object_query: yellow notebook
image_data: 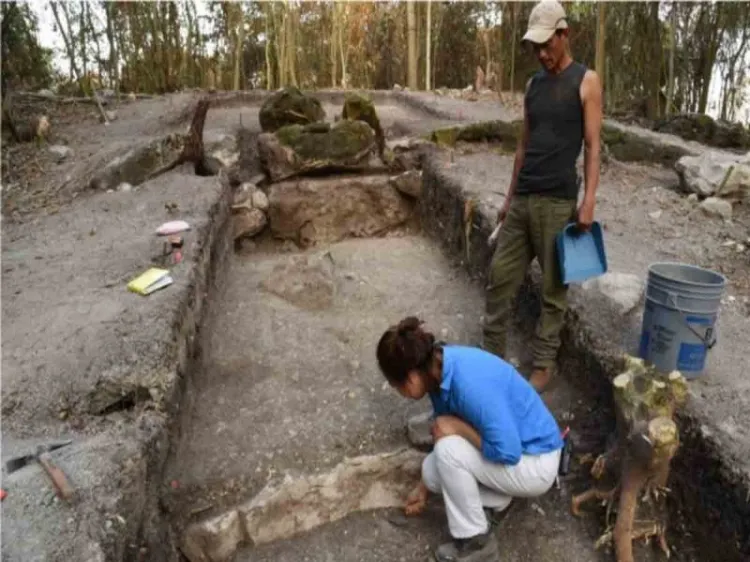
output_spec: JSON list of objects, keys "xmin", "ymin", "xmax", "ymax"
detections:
[{"xmin": 127, "ymin": 267, "xmax": 173, "ymax": 296}]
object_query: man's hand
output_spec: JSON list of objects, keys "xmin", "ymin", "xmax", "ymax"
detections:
[
  {"xmin": 496, "ymin": 200, "xmax": 511, "ymax": 225},
  {"xmin": 404, "ymin": 481, "xmax": 429, "ymax": 516},
  {"xmin": 576, "ymin": 198, "xmax": 596, "ymax": 232}
]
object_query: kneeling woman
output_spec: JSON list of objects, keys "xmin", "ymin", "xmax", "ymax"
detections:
[{"xmin": 376, "ymin": 317, "xmax": 563, "ymax": 562}]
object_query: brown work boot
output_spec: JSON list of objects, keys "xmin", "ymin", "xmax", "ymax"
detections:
[{"xmin": 529, "ymin": 366, "xmax": 554, "ymax": 393}]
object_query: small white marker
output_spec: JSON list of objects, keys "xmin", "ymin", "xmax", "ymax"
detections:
[{"xmin": 488, "ymin": 221, "xmax": 503, "ymax": 246}]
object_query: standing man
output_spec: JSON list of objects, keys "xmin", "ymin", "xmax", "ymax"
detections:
[{"xmin": 483, "ymin": 1, "xmax": 602, "ymax": 392}]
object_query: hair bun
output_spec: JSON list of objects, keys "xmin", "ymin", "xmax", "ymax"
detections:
[{"xmin": 397, "ymin": 316, "xmax": 422, "ymax": 337}]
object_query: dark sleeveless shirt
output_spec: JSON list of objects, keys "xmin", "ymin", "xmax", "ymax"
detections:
[{"xmin": 516, "ymin": 61, "xmax": 588, "ymax": 200}]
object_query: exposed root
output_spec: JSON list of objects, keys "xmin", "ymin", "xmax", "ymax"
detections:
[
  {"xmin": 571, "ymin": 486, "xmax": 618, "ymax": 517},
  {"xmin": 591, "ymin": 453, "xmax": 608, "ymax": 479},
  {"xmin": 575, "ymin": 356, "xmax": 687, "ymax": 562},
  {"xmin": 148, "ymin": 97, "xmax": 210, "ymax": 180},
  {"xmin": 595, "ymin": 520, "xmax": 669, "ymax": 555}
]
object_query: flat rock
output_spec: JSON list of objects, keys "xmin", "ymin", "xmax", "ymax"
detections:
[
  {"xmin": 700, "ymin": 196, "xmax": 733, "ymax": 220},
  {"xmin": 407, "ymin": 410, "xmax": 434, "ymax": 449},
  {"xmin": 89, "ymin": 135, "xmax": 183, "ymax": 191},
  {"xmin": 715, "ymin": 162, "xmax": 750, "ymax": 202},
  {"xmin": 267, "ymin": 175, "xmax": 413, "ymax": 246},
  {"xmin": 581, "ymin": 272, "xmax": 644, "ymax": 315},
  {"xmin": 233, "ymin": 207, "xmax": 267, "ymax": 240},
  {"xmin": 389, "ymin": 170, "xmax": 422, "ymax": 198},
  {"xmin": 206, "ymin": 132, "xmax": 239, "ymax": 169},
  {"xmin": 259, "ymin": 252, "xmax": 336, "ymax": 311},
  {"xmin": 251, "ymin": 189, "xmax": 269, "ymax": 211},
  {"xmin": 48, "ymin": 144, "xmax": 73, "ymax": 162},
  {"xmin": 675, "ymin": 151, "xmax": 747, "ymax": 197}
]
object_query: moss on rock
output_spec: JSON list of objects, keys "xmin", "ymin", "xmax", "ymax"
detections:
[
  {"xmin": 259, "ymin": 86, "xmax": 326, "ymax": 132},
  {"xmin": 259, "ymin": 120, "xmax": 380, "ymax": 181},
  {"xmin": 342, "ymin": 92, "xmax": 385, "ymax": 155},
  {"xmin": 428, "ymin": 120, "xmax": 522, "ymax": 151},
  {"xmin": 602, "ymin": 124, "xmax": 689, "ymax": 166},
  {"xmin": 276, "ymin": 120, "xmax": 375, "ymax": 163},
  {"xmin": 430, "ymin": 127, "xmax": 460, "ymax": 146}
]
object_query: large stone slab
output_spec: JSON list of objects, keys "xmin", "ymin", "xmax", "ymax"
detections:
[
  {"xmin": 180, "ymin": 449, "xmax": 423, "ymax": 562},
  {"xmin": 258, "ymin": 120, "xmax": 385, "ymax": 182},
  {"xmin": 88, "ymin": 134, "xmax": 183, "ymax": 190},
  {"xmin": 267, "ymin": 175, "xmax": 413, "ymax": 246}
]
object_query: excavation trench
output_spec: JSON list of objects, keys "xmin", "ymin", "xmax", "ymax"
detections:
[
  {"xmin": 32, "ymin": 93, "xmax": 740, "ymax": 562},
  {"xmin": 153, "ymin": 176, "xmax": 730, "ymax": 562},
  {"xmin": 129, "ymin": 97, "xmax": 747, "ymax": 562},
  {"xmin": 159, "ymin": 206, "xmax": 617, "ymax": 562}
]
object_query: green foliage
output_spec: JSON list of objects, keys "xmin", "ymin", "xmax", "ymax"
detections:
[{"xmin": 1, "ymin": 2, "xmax": 54, "ymax": 93}]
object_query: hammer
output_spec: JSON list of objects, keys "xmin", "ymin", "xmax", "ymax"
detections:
[{"xmin": 5, "ymin": 440, "xmax": 74, "ymax": 500}]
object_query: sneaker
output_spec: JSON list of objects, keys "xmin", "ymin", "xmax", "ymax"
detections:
[
  {"xmin": 434, "ymin": 531, "xmax": 499, "ymax": 562},
  {"xmin": 483, "ymin": 500, "xmax": 514, "ymax": 529},
  {"xmin": 529, "ymin": 366, "xmax": 555, "ymax": 393}
]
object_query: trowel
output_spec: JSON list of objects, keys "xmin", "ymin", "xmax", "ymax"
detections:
[{"xmin": 5, "ymin": 440, "xmax": 74, "ymax": 500}]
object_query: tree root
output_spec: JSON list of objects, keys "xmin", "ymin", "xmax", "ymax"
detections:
[
  {"xmin": 571, "ymin": 486, "xmax": 618, "ymax": 517},
  {"xmin": 575, "ymin": 356, "xmax": 687, "ymax": 562},
  {"xmin": 147, "ymin": 97, "xmax": 210, "ymax": 180},
  {"xmin": 596, "ymin": 520, "xmax": 670, "ymax": 556}
]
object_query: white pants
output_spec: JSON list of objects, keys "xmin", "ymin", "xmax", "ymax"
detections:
[{"xmin": 422, "ymin": 435, "xmax": 561, "ymax": 538}]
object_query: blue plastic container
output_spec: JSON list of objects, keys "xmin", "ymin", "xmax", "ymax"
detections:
[{"xmin": 556, "ymin": 221, "xmax": 608, "ymax": 284}]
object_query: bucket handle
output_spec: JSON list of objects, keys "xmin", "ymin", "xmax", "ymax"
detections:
[{"xmin": 666, "ymin": 291, "xmax": 718, "ymax": 350}]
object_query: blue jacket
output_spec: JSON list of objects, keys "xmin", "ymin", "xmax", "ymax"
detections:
[{"xmin": 429, "ymin": 345, "xmax": 563, "ymax": 465}]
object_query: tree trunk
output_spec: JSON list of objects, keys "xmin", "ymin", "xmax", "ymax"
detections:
[
  {"xmin": 264, "ymin": 3, "xmax": 273, "ymax": 89},
  {"xmin": 666, "ymin": 4, "xmax": 676, "ymax": 116},
  {"xmin": 79, "ymin": 1, "xmax": 87, "ymax": 87},
  {"xmin": 698, "ymin": 3, "xmax": 725, "ymax": 114},
  {"xmin": 407, "ymin": 1, "xmax": 418, "ymax": 90},
  {"xmin": 50, "ymin": 2, "xmax": 80, "ymax": 83},
  {"xmin": 104, "ymin": 2, "xmax": 118, "ymax": 93},
  {"xmin": 233, "ymin": 3, "xmax": 244, "ymax": 90},
  {"xmin": 148, "ymin": 98, "xmax": 210, "ymax": 179},
  {"xmin": 337, "ymin": 4, "xmax": 348, "ymax": 88},
  {"xmin": 510, "ymin": 3, "xmax": 518, "ymax": 92},
  {"xmin": 595, "ymin": 3, "xmax": 606, "ymax": 90},
  {"xmin": 483, "ymin": 30, "xmax": 491, "ymax": 85},
  {"xmin": 286, "ymin": 2, "xmax": 298, "ymax": 87},
  {"xmin": 425, "ymin": 0, "xmax": 432, "ymax": 91},
  {"xmin": 432, "ymin": 2, "xmax": 444, "ymax": 89},
  {"xmin": 330, "ymin": 3, "xmax": 338, "ymax": 87}
]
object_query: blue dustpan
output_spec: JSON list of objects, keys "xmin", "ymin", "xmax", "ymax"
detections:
[{"xmin": 556, "ymin": 221, "xmax": 608, "ymax": 284}]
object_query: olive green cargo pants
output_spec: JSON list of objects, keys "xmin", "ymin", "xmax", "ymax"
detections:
[{"xmin": 483, "ymin": 194, "xmax": 577, "ymax": 369}]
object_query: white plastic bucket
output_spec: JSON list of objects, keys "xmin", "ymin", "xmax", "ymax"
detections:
[{"xmin": 638, "ymin": 262, "xmax": 726, "ymax": 379}]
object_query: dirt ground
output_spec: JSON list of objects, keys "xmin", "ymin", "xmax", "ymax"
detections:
[
  {"xmin": 164, "ymin": 233, "xmax": 655, "ymax": 562},
  {"xmin": 2, "ymin": 89, "xmax": 747, "ymax": 562}
]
